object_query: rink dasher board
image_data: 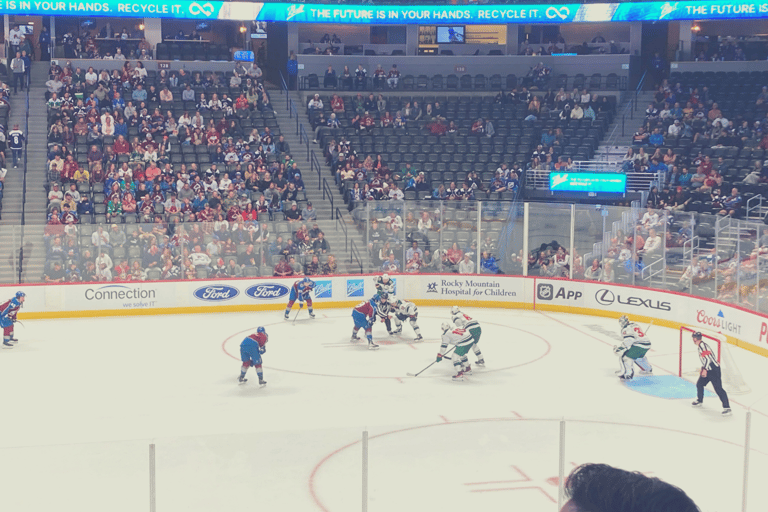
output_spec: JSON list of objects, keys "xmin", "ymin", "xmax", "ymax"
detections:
[{"xmin": 4, "ymin": 274, "xmax": 767, "ymax": 360}]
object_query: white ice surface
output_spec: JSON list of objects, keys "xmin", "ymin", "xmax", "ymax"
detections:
[{"xmin": 0, "ymin": 307, "xmax": 767, "ymax": 512}]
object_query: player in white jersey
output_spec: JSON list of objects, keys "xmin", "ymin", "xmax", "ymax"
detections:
[
  {"xmin": 450, "ymin": 306, "xmax": 484, "ymax": 366},
  {"xmin": 374, "ymin": 273, "xmax": 395, "ymax": 297},
  {"xmin": 614, "ymin": 315, "xmax": 652, "ymax": 380},
  {"xmin": 437, "ymin": 322, "xmax": 478, "ymax": 381},
  {"xmin": 390, "ymin": 299, "xmax": 423, "ymax": 341}
]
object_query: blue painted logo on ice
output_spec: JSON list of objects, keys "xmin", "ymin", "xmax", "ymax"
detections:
[
  {"xmin": 347, "ymin": 279, "xmax": 364, "ymax": 297},
  {"xmin": 246, "ymin": 283, "xmax": 290, "ymax": 300},
  {"xmin": 315, "ymin": 280, "xmax": 332, "ymax": 299},
  {"xmin": 194, "ymin": 285, "xmax": 239, "ymax": 301}
]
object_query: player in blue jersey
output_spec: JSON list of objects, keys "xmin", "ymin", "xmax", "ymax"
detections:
[
  {"xmin": 0, "ymin": 291, "xmax": 25, "ymax": 348},
  {"xmin": 239, "ymin": 327, "xmax": 268, "ymax": 385},
  {"xmin": 351, "ymin": 294, "xmax": 386, "ymax": 350},
  {"xmin": 284, "ymin": 277, "xmax": 316, "ymax": 320}
]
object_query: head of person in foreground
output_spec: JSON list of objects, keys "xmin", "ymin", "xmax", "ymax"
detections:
[{"xmin": 560, "ymin": 463, "xmax": 699, "ymax": 512}]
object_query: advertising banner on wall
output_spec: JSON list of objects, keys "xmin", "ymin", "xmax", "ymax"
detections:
[
  {"xmin": 9, "ymin": 274, "xmax": 768, "ymax": 357},
  {"xmin": 0, "ymin": 1, "xmax": 766, "ymax": 22}
]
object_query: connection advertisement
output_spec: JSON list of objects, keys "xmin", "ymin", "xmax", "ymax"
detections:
[
  {"xmin": 5, "ymin": 2, "xmax": 768, "ymax": 22},
  {"xmin": 549, "ymin": 172, "xmax": 626, "ymax": 194}
]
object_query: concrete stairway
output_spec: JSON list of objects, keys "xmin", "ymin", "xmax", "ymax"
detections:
[
  {"xmin": 594, "ymin": 91, "xmax": 657, "ymax": 163},
  {"xmin": 0, "ymin": 82, "xmax": 25, "ymax": 284},
  {"xmin": 21, "ymin": 64, "xmax": 51, "ymax": 282},
  {"xmin": 272, "ymin": 89, "xmax": 369, "ymax": 273}
]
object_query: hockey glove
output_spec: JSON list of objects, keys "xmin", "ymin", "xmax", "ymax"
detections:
[
  {"xmin": 612, "ymin": 345, "xmax": 625, "ymax": 354},
  {"xmin": 259, "ymin": 347, "xmax": 266, "ymax": 354},
  {"xmin": 436, "ymin": 353, "xmax": 443, "ymax": 363}
]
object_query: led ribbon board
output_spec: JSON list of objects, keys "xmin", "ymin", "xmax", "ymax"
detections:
[
  {"xmin": 549, "ymin": 172, "xmax": 627, "ymax": 194},
  {"xmin": 5, "ymin": 1, "xmax": 768, "ymax": 22}
]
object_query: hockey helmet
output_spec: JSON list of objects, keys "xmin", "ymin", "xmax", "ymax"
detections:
[
  {"xmin": 692, "ymin": 331, "xmax": 702, "ymax": 340},
  {"xmin": 15, "ymin": 291, "xmax": 25, "ymax": 299},
  {"xmin": 257, "ymin": 326, "xmax": 266, "ymax": 334},
  {"xmin": 441, "ymin": 322, "xmax": 451, "ymax": 332},
  {"xmin": 450, "ymin": 305, "xmax": 460, "ymax": 315},
  {"xmin": 379, "ymin": 292, "xmax": 389, "ymax": 302},
  {"xmin": 382, "ymin": 273, "xmax": 390, "ymax": 281},
  {"xmin": 394, "ymin": 299, "xmax": 403, "ymax": 308},
  {"xmin": 618, "ymin": 315, "xmax": 630, "ymax": 328}
]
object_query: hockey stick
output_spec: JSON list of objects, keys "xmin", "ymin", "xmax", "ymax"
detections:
[
  {"xmin": 292, "ymin": 304, "xmax": 302, "ymax": 324},
  {"xmin": 407, "ymin": 346, "xmax": 456, "ymax": 377}
]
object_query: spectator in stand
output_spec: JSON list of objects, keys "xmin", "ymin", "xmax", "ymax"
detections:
[
  {"xmin": 719, "ymin": 187, "xmax": 742, "ymax": 217},
  {"xmin": 387, "ymin": 64, "xmax": 400, "ymax": 89},
  {"xmin": 354, "ymin": 64, "xmax": 367, "ymax": 90},
  {"xmin": 273, "ymin": 256, "xmax": 294, "ymax": 276},
  {"xmin": 301, "ymin": 202, "xmax": 317, "ymax": 222},
  {"xmin": 381, "ymin": 253, "xmax": 400, "ymax": 272},
  {"xmin": 458, "ymin": 254, "xmax": 474, "ymax": 274},
  {"xmin": 323, "ymin": 65, "xmax": 337, "ymax": 88}
]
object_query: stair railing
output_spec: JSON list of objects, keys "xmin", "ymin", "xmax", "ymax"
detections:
[
  {"xmin": 311, "ymin": 150, "xmax": 322, "ymax": 190},
  {"xmin": 322, "ymin": 177, "xmax": 334, "ymax": 219},
  {"xmin": 335, "ymin": 207, "xmax": 348, "ymax": 251}
]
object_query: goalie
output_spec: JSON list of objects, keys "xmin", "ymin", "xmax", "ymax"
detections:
[{"xmin": 614, "ymin": 315, "xmax": 652, "ymax": 380}]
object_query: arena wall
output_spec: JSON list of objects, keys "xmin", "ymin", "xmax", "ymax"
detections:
[{"xmin": 7, "ymin": 274, "xmax": 768, "ymax": 358}]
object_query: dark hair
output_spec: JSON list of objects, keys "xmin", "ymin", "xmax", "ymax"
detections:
[{"xmin": 565, "ymin": 463, "xmax": 699, "ymax": 512}]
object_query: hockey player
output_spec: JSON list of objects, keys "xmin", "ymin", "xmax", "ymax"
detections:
[
  {"xmin": 351, "ymin": 296, "xmax": 382, "ymax": 350},
  {"xmin": 450, "ymin": 306, "xmax": 484, "ymax": 366},
  {"xmin": 614, "ymin": 315, "xmax": 652, "ymax": 380},
  {"xmin": 239, "ymin": 327, "xmax": 268, "ymax": 385},
  {"xmin": 437, "ymin": 322, "xmax": 478, "ymax": 381},
  {"xmin": 391, "ymin": 299, "xmax": 423, "ymax": 341},
  {"xmin": 374, "ymin": 273, "xmax": 395, "ymax": 297},
  {"xmin": 0, "ymin": 291, "xmax": 25, "ymax": 348},
  {"xmin": 284, "ymin": 277, "xmax": 316, "ymax": 320}
]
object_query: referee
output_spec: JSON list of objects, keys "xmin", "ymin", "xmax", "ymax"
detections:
[{"xmin": 691, "ymin": 332, "xmax": 731, "ymax": 416}]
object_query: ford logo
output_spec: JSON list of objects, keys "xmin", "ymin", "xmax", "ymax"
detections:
[
  {"xmin": 246, "ymin": 283, "xmax": 290, "ymax": 300},
  {"xmin": 194, "ymin": 285, "xmax": 239, "ymax": 301}
]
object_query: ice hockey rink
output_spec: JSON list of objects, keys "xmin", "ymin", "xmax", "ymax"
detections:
[{"xmin": 0, "ymin": 306, "xmax": 767, "ymax": 512}]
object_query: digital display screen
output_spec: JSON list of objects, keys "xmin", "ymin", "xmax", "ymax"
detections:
[
  {"xmin": 436, "ymin": 26, "xmax": 464, "ymax": 43},
  {"xmin": 549, "ymin": 172, "xmax": 627, "ymax": 194},
  {"xmin": 0, "ymin": 2, "xmax": 767, "ymax": 23}
]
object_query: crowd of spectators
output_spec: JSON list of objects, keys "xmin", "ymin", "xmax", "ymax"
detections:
[
  {"xmin": 309, "ymin": 88, "xmax": 611, "ymax": 205},
  {"xmin": 363, "ymin": 206, "xmax": 511, "ymax": 276},
  {"xmin": 626, "ymin": 78, "xmax": 753, "ymax": 217},
  {"xmin": 41, "ymin": 60, "xmax": 337, "ymax": 282}
]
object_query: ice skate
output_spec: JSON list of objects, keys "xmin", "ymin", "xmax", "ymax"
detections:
[
  {"xmin": 462, "ymin": 365, "xmax": 472, "ymax": 375},
  {"xmin": 722, "ymin": 408, "xmax": 732, "ymax": 416},
  {"xmin": 309, "ymin": 312, "xmax": 315, "ymax": 319},
  {"xmin": 284, "ymin": 313, "xmax": 289, "ymax": 320},
  {"xmin": 619, "ymin": 374, "xmax": 633, "ymax": 380},
  {"xmin": 413, "ymin": 335, "xmax": 423, "ymax": 342},
  {"xmin": 2, "ymin": 341, "xmax": 13, "ymax": 349},
  {"xmin": 451, "ymin": 371, "xmax": 464, "ymax": 382},
  {"xmin": 475, "ymin": 358, "xmax": 485, "ymax": 367},
  {"xmin": 238, "ymin": 376, "xmax": 247, "ymax": 384},
  {"xmin": 692, "ymin": 400, "xmax": 703, "ymax": 407},
  {"xmin": 639, "ymin": 369, "xmax": 653, "ymax": 375},
  {"xmin": 351, "ymin": 334, "xmax": 360, "ymax": 343},
  {"xmin": 259, "ymin": 379, "xmax": 267, "ymax": 387},
  {"xmin": 368, "ymin": 341, "xmax": 379, "ymax": 350},
  {"xmin": 394, "ymin": 327, "xmax": 402, "ymax": 334}
]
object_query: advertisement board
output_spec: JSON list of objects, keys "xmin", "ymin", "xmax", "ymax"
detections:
[
  {"xmin": 8, "ymin": 273, "xmax": 768, "ymax": 359},
  {"xmin": 0, "ymin": 2, "xmax": 767, "ymax": 23}
]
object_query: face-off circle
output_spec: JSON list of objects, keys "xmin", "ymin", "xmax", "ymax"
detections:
[{"xmin": 221, "ymin": 310, "xmax": 551, "ymax": 380}]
